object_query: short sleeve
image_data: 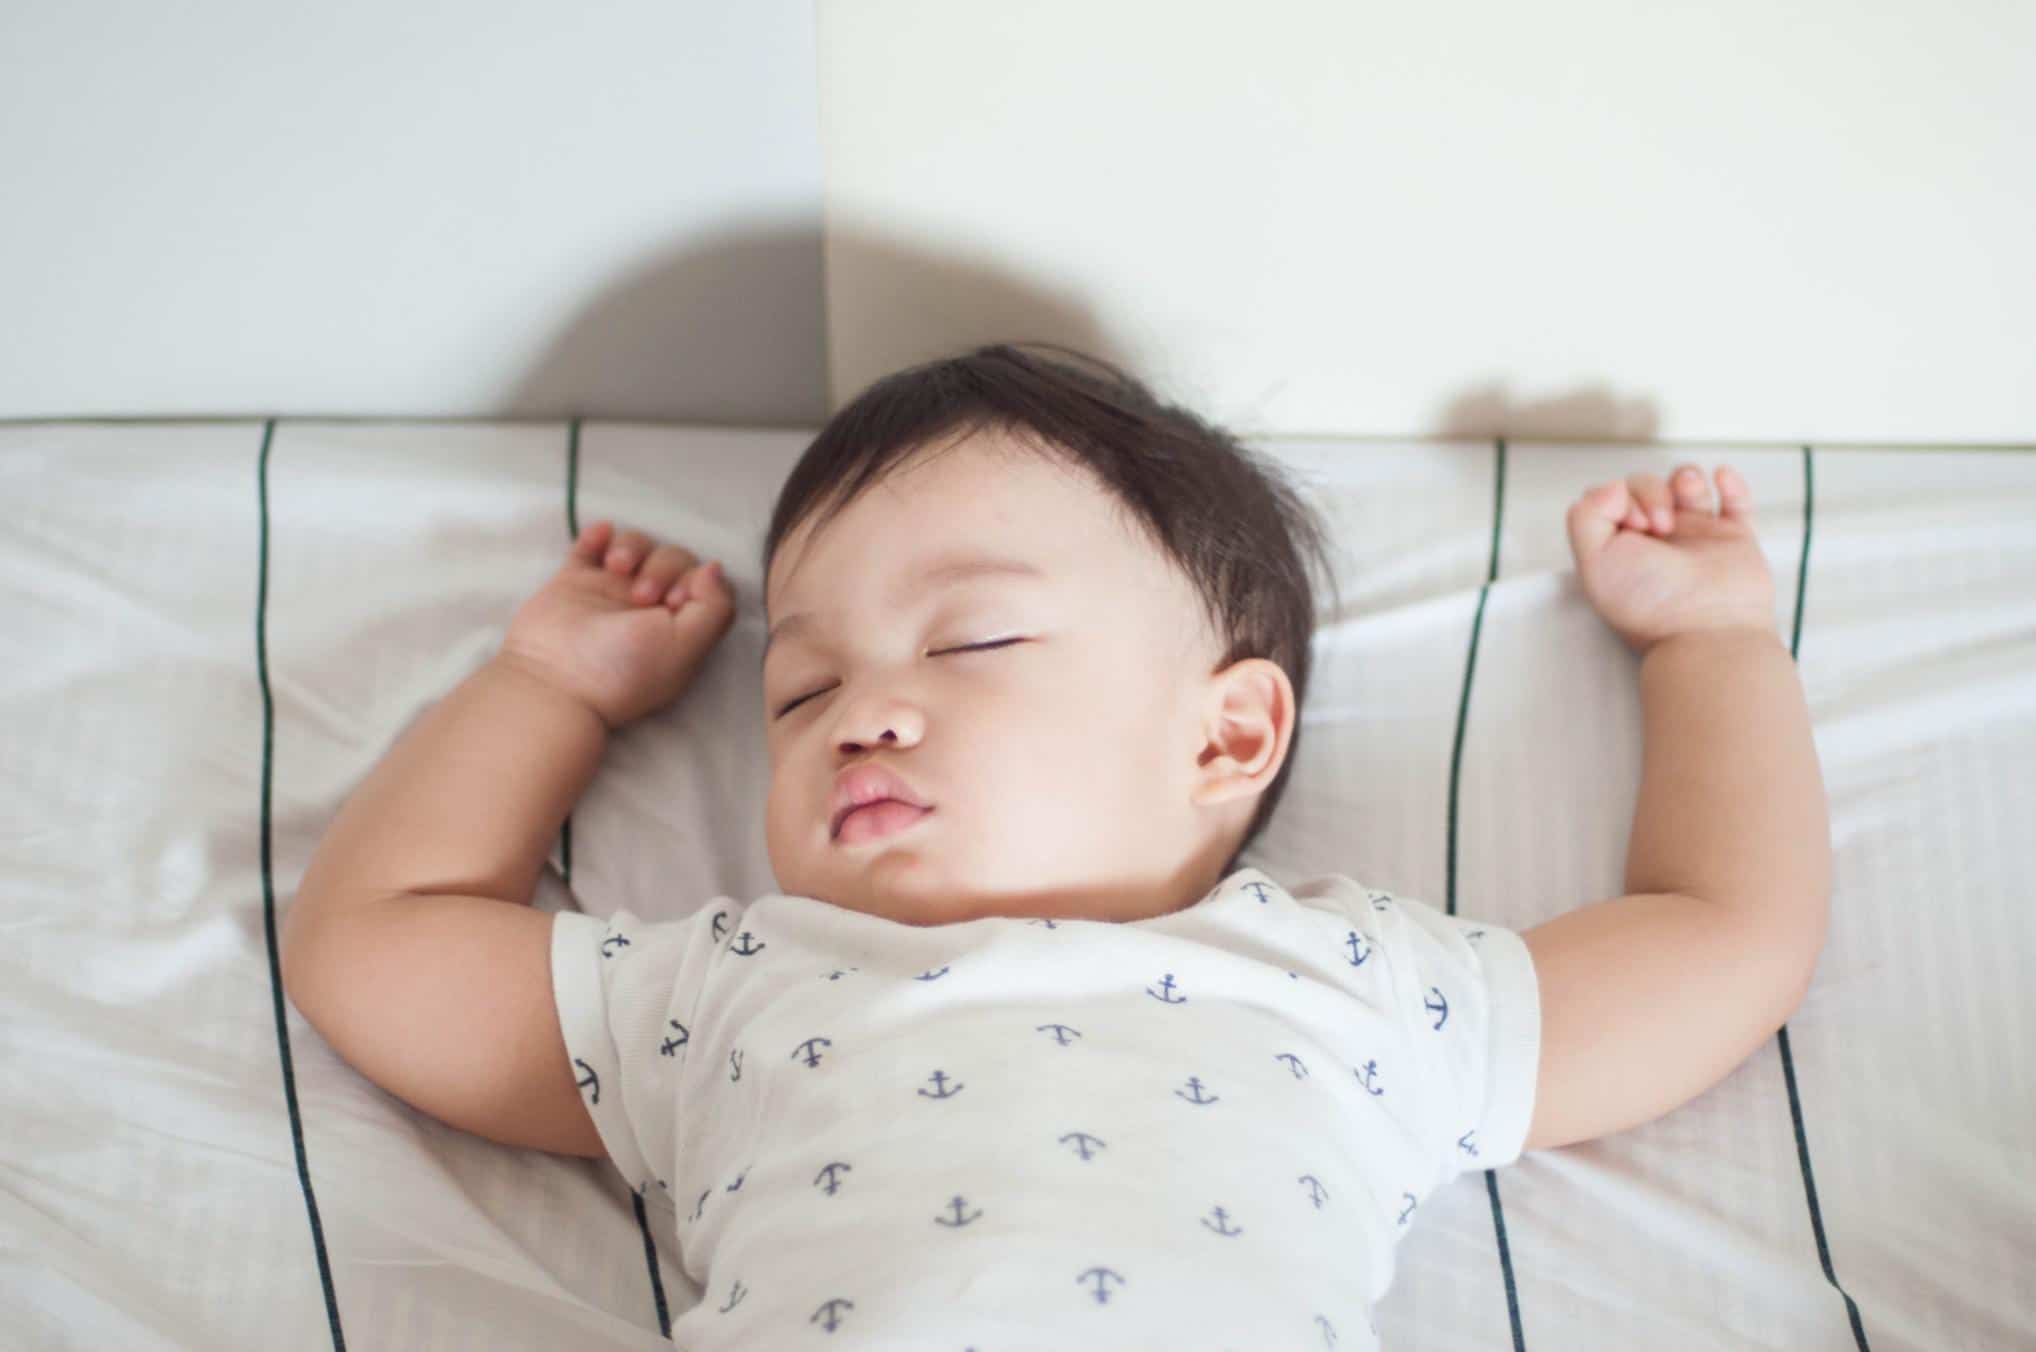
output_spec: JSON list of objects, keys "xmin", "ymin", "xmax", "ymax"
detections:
[
  {"xmin": 1373, "ymin": 895, "xmax": 1543, "ymax": 1180},
  {"xmin": 550, "ymin": 904, "xmax": 720, "ymax": 1198}
]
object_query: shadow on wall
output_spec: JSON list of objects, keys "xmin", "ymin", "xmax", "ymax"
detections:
[
  {"xmin": 498, "ymin": 219, "xmax": 833, "ymax": 427},
  {"xmin": 501, "ymin": 214, "xmax": 1663, "ymax": 445},
  {"xmin": 1433, "ymin": 381, "xmax": 1662, "ymax": 444},
  {"xmin": 499, "ymin": 219, "xmax": 1120, "ymax": 427}
]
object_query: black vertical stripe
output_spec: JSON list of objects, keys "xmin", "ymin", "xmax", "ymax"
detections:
[
  {"xmin": 1447, "ymin": 446, "xmax": 1867, "ymax": 1348},
  {"xmin": 1774, "ymin": 449, "xmax": 1871, "ymax": 1348},
  {"xmin": 559, "ymin": 417, "xmax": 674, "ymax": 1339},
  {"xmin": 561, "ymin": 424, "xmax": 577, "ymax": 887},
  {"xmin": 1446, "ymin": 440, "xmax": 1527, "ymax": 1349},
  {"xmin": 257, "ymin": 419, "xmax": 349, "ymax": 1349},
  {"xmin": 632, "ymin": 1190, "xmax": 672, "ymax": 1335}
]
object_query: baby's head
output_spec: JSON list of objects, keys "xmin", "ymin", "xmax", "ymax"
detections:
[{"xmin": 758, "ymin": 342, "xmax": 1339, "ymax": 927}]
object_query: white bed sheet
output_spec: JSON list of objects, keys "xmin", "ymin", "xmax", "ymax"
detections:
[{"xmin": 4, "ymin": 423, "xmax": 2031, "ymax": 1350}]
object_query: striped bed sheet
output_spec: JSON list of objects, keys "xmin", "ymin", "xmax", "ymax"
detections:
[{"xmin": 4, "ymin": 422, "xmax": 2031, "ymax": 1350}]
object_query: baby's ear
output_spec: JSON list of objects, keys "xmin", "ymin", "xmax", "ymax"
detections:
[{"xmin": 1192, "ymin": 659, "xmax": 1292, "ymax": 808}]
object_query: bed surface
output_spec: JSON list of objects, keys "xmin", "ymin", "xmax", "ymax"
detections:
[{"xmin": 6, "ymin": 422, "xmax": 2032, "ymax": 1349}]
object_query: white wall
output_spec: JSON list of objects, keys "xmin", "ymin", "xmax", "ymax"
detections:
[
  {"xmin": 6, "ymin": 1, "xmax": 2031, "ymax": 444},
  {"xmin": 819, "ymin": 0, "xmax": 2036, "ymax": 445},
  {"xmin": 0, "ymin": 1, "xmax": 827, "ymax": 424}
]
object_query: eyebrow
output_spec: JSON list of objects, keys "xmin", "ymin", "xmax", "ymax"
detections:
[{"xmin": 762, "ymin": 555, "xmax": 1047, "ymax": 672}]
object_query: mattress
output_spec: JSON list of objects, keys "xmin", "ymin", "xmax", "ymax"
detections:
[{"xmin": 5, "ymin": 421, "xmax": 2032, "ymax": 1350}]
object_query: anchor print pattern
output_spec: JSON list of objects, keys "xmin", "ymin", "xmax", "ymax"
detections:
[
  {"xmin": 558, "ymin": 870, "xmax": 1528, "ymax": 1345},
  {"xmin": 1345, "ymin": 931, "xmax": 1372, "ymax": 967}
]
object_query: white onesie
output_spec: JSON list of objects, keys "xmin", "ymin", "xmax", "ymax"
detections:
[{"xmin": 550, "ymin": 865, "xmax": 1541, "ymax": 1351}]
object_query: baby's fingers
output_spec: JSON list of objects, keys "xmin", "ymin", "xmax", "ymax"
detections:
[
  {"xmin": 667, "ymin": 559, "xmax": 731, "ymax": 612},
  {"xmin": 1627, "ymin": 472, "xmax": 1676, "ymax": 532},
  {"xmin": 1714, "ymin": 464, "xmax": 1754, "ymax": 520},
  {"xmin": 1567, "ymin": 479, "xmax": 1644, "ymax": 562},
  {"xmin": 601, "ymin": 527, "xmax": 658, "ymax": 576},
  {"xmin": 571, "ymin": 520, "xmax": 615, "ymax": 564},
  {"xmin": 633, "ymin": 543, "xmax": 701, "ymax": 602}
]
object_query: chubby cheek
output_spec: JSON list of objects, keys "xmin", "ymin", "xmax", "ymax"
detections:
[
  {"xmin": 958, "ymin": 702, "xmax": 1139, "ymax": 861},
  {"xmin": 787, "ymin": 767, "xmax": 827, "ymax": 829},
  {"xmin": 761, "ymin": 774, "xmax": 818, "ymax": 878}
]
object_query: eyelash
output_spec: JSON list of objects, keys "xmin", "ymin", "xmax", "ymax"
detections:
[{"xmin": 772, "ymin": 638, "xmax": 1025, "ymax": 719}]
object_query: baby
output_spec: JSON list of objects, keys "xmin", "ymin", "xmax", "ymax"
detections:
[{"xmin": 282, "ymin": 343, "xmax": 1831, "ymax": 1349}]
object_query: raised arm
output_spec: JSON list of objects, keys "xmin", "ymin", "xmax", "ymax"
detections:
[
  {"xmin": 1519, "ymin": 626, "xmax": 1831, "ymax": 1151},
  {"xmin": 280, "ymin": 521, "xmax": 736, "ymax": 1158},
  {"xmin": 280, "ymin": 652, "xmax": 613, "ymax": 1156},
  {"xmin": 1519, "ymin": 465, "xmax": 1832, "ymax": 1152}
]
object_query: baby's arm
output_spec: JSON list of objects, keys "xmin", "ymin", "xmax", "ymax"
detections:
[
  {"xmin": 280, "ymin": 651, "xmax": 610, "ymax": 1158},
  {"xmin": 1518, "ymin": 626, "xmax": 1832, "ymax": 1151}
]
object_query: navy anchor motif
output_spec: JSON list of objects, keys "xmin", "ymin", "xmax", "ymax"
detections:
[
  {"xmin": 918, "ymin": 1069, "xmax": 964, "ymax": 1099},
  {"xmin": 1059, "ymin": 1131, "xmax": 1107, "ymax": 1161},
  {"xmin": 710, "ymin": 909, "xmax": 729, "ymax": 943},
  {"xmin": 1077, "ymin": 1268, "xmax": 1126, "ymax": 1304},
  {"xmin": 716, "ymin": 1278, "xmax": 747, "ymax": 1314},
  {"xmin": 1316, "ymin": 1313, "xmax": 1337, "ymax": 1346},
  {"xmin": 728, "ymin": 1048, "xmax": 743, "ymax": 1082},
  {"xmin": 1200, "ymin": 1204, "xmax": 1243, "ymax": 1236},
  {"xmin": 691, "ymin": 1189, "xmax": 709, "ymax": 1222},
  {"xmin": 1457, "ymin": 1130, "xmax": 1480, "ymax": 1158},
  {"xmin": 810, "ymin": 1298, "xmax": 853, "ymax": 1333},
  {"xmin": 580, "ymin": 872, "xmax": 1500, "ymax": 1334}
]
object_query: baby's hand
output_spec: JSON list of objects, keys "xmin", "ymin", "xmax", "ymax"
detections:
[
  {"xmin": 1565, "ymin": 463, "xmax": 1777, "ymax": 658},
  {"xmin": 497, "ymin": 521, "xmax": 737, "ymax": 731}
]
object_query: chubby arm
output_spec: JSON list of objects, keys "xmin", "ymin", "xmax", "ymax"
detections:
[
  {"xmin": 1520, "ymin": 628, "xmax": 1832, "ymax": 1152},
  {"xmin": 280, "ymin": 651, "xmax": 610, "ymax": 1158}
]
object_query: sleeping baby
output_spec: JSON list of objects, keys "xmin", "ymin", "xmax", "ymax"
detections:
[{"xmin": 282, "ymin": 342, "xmax": 1832, "ymax": 1349}]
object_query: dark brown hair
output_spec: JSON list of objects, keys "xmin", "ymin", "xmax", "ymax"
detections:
[{"xmin": 759, "ymin": 340, "xmax": 1341, "ymax": 874}]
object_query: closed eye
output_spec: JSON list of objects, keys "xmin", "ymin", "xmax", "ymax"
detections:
[{"xmin": 771, "ymin": 638, "xmax": 1026, "ymax": 719}]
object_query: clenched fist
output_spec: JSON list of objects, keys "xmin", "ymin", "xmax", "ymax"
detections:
[
  {"xmin": 496, "ymin": 520, "xmax": 738, "ymax": 732},
  {"xmin": 1566, "ymin": 463, "xmax": 1778, "ymax": 659}
]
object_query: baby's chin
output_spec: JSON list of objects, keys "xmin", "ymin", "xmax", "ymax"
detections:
[{"xmin": 819, "ymin": 867, "xmax": 1130, "ymax": 928}]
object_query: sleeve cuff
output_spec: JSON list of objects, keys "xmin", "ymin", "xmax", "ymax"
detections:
[
  {"xmin": 549, "ymin": 908, "xmax": 653, "ymax": 1188},
  {"xmin": 1474, "ymin": 923, "xmax": 1543, "ymax": 1169}
]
